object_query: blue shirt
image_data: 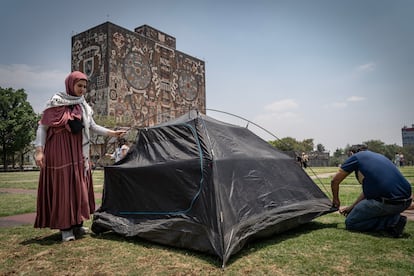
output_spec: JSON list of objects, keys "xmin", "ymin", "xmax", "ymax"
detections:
[{"xmin": 341, "ymin": 150, "xmax": 411, "ymax": 200}]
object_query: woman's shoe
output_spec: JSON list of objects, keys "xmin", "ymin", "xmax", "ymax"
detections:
[
  {"xmin": 73, "ymin": 226, "xmax": 89, "ymax": 237},
  {"xmin": 61, "ymin": 229, "xmax": 75, "ymax": 242}
]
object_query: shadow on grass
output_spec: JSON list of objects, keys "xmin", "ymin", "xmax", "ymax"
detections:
[
  {"xmin": 20, "ymin": 231, "xmax": 92, "ymax": 246},
  {"xmin": 90, "ymin": 220, "xmax": 338, "ymax": 267},
  {"xmin": 20, "ymin": 232, "xmax": 61, "ymax": 246},
  {"xmin": 225, "ymin": 221, "xmax": 339, "ymax": 266},
  {"xmin": 91, "ymin": 231, "xmax": 223, "ymax": 267}
]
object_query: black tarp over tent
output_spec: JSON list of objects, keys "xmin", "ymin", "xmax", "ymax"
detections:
[{"xmin": 92, "ymin": 111, "xmax": 335, "ymax": 266}]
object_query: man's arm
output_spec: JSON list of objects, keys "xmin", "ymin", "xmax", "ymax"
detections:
[{"xmin": 331, "ymin": 169, "xmax": 350, "ymax": 208}]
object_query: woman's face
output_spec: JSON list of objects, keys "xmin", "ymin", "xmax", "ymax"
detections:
[{"xmin": 73, "ymin": 79, "xmax": 87, "ymax": 96}]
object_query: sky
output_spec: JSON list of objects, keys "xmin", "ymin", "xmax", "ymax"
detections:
[{"xmin": 1, "ymin": 0, "xmax": 413, "ymax": 153}]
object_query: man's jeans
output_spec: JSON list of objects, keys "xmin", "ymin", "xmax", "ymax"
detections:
[{"xmin": 345, "ymin": 199, "xmax": 411, "ymax": 232}]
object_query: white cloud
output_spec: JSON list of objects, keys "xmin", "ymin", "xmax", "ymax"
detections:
[
  {"xmin": 0, "ymin": 64, "xmax": 65, "ymax": 90},
  {"xmin": 247, "ymin": 99, "xmax": 307, "ymax": 140},
  {"xmin": 264, "ymin": 99, "xmax": 299, "ymax": 112},
  {"xmin": 255, "ymin": 110, "xmax": 301, "ymax": 121},
  {"xmin": 355, "ymin": 62, "xmax": 376, "ymax": 73},
  {"xmin": 325, "ymin": 95, "xmax": 366, "ymax": 109},
  {"xmin": 254, "ymin": 99, "xmax": 302, "ymax": 126},
  {"xmin": 0, "ymin": 64, "xmax": 67, "ymax": 112},
  {"xmin": 332, "ymin": 102, "xmax": 348, "ymax": 108},
  {"xmin": 346, "ymin": 96, "xmax": 365, "ymax": 102}
]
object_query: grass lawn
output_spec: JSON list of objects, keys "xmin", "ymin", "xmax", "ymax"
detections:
[{"xmin": 0, "ymin": 167, "xmax": 413, "ymax": 275}]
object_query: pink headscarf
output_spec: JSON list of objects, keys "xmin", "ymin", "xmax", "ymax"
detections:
[
  {"xmin": 40, "ymin": 71, "xmax": 87, "ymax": 126},
  {"xmin": 65, "ymin": 71, "xmax": 88, "ymax": 96}
]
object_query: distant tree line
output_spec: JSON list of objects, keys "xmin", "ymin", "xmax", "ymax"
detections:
[
  {"xmin": 269, "ymin": 136, "xmax": 414, "ymax": 167},
  {"xmin": 330, "ymin": 141, "xmax": 414, "ymax": 167},
  {"xmin": 1, "ymin": 86, "xmax": 413, "ymax": 170}
]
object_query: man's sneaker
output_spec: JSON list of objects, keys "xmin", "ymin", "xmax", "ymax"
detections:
[
  {"xmin": 388, "ymin": 216, "xmax": 407, "ymax": 238},
  {"xmin": 73, "ymin": 226, "xmax": 89, "ymax": 237},
  {"xmin": 61, "ymin": 229, "xmax": 75, "ymax": 242}
]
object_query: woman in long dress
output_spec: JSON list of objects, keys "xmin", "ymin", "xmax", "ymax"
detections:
[{"xmin": 34, "ymin": 71, "xmax": 125, "ymax": 241}]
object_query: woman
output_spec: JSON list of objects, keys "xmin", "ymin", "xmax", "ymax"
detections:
[{"xmin": 34, "ymin": 71, "xmax": 125, "ymax": 241}]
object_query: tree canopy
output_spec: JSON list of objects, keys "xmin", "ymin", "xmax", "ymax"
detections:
[
  {"xmin": 269, "ymin": 137, "xmax": 314, "ymax": 153},
  {"xmin": 0, "ymin": 87, "xmax": 39, "ymax": 170}
]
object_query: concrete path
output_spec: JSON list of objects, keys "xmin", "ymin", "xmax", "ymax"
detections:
[
  {"xmin": 0, "ymin": 188, "xmax": 102, "ymax": 227},
  {"xmin": 0, "ymin": 213, "xmax": 36, "ymax": 227}
]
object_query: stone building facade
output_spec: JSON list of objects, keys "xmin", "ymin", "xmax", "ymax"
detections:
[
  {"xmin": 71, "ymin": 22, "xmax": 206, "ymax": 128},
  {"xmin": 402, "ymin": 125, "xmax": 414, "ymax": 147}
]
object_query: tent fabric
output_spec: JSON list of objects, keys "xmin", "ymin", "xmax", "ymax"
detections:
[{"xmin": 92, "ymin": 110, "xmax": 335, "ymax": 266}]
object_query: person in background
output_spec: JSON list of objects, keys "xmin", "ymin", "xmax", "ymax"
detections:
[
  {"xmin": 331, "ymin": 144, "xmax": 412, "ymax": 238},
  {"xmin": 399, "ymin": 152, "xmax": 405, "ymax": 167},
  {"xmin": 107, "ymin": 138, "xmax": 130, "ymax": 163},
  {"xmin": 120, "ymin": 141, "xmax": 130, "ymax": 161},
  {"xmin": 394, "ymin": 152, "xmax": 400, "ymax": 167},
  {"xmin": 34, "ymin": 71, "xmax": 126, "ymax": 242},
  {"xmin": 301, "ymin": 152, "xmax": 309, "ymax": 168},
  {"xmin": 296, "ymin": 155, "xmax": 303, "ymax": 167}
]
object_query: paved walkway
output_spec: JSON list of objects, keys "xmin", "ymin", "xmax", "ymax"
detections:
[
  {"xmin": 1, "ymin": 187, "xmax": 413, "ymax": 227},
  {"xmin": 0, "ymin": 212, "xmax": 37, "ymax": 227},
  {"xmin": 0, "ymin": 188, "xmax": 102, "ymax": 227}
]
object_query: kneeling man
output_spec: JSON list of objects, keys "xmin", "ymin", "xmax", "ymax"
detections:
[{"xmin": 331, "ymin": 144, "xmax": 412, "ymax": 238}]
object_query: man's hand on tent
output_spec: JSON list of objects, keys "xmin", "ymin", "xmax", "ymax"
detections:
[
  {"xmin": 339, "ymin": 206, "xmax": 352, "ymax": 217},
  {"xmin": 338, "ymin": 192, "xmax": 363, "ymax": 217},
  {"xmin": 331, "ymin": 196, "xmax": 341, "ymax": 209}
]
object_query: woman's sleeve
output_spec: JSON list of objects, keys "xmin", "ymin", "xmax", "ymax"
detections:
[
  {"xmin": 89, "ymin": 117, "xmax": 111, "ymax": 136},
  {"xmin": 35, "ymin": 124, "xmax": 49, "ymax": 147}
]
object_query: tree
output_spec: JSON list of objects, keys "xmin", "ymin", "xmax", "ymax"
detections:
[
  {"xmin": 301, "ymin": 139, "xmax": 314, "ymax": 152},
  {"xmin": 329, "ymin": 148, "xmax": 347, "ymax": 166},
  {"xmin": 316, "ymin": 143, "xmax": 326, "ymax": 152},
  {"xmin": 342, "ymin": 140, "xmax": 410, "ymax": 164},
  {"xmin": 269, "ymin": 137, "xmax": 298, "ymax": 152},
  {"xmin": 269, "ymin": 137, "xmax": 314, "ymax": 153},
  {"xmin": 363, "ymin": 140, "xmax": 386, "ymax": 156},
  {"xmin": 0, "ymin": 87, "xmax": 38, "ymax": 171},
  {"xmin": 362, "ymin": 140, "xmax": 404, "ymax": 161},
  {"xmin": 401, "ymin": 145, "xmax": 414, "ymax": 166}
]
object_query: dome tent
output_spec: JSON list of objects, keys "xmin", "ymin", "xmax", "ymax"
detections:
[{"xmin": 92, "ymin": 110, "xmax": 335, "ymax": 266}]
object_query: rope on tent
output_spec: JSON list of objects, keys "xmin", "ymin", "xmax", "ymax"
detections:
[{"xmin": 304, "ymin": 165, "xmax": 332, "ymax": 199}]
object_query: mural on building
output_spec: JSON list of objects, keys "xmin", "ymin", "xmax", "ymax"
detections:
[{"xmin": 71, "ymin": 22, "xmax": 206, "ymax": 129}]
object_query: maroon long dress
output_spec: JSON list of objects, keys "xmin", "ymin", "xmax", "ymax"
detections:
[{"xmin": 34, "ymin": 106, "xmax": 95, "ymax": 230}]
